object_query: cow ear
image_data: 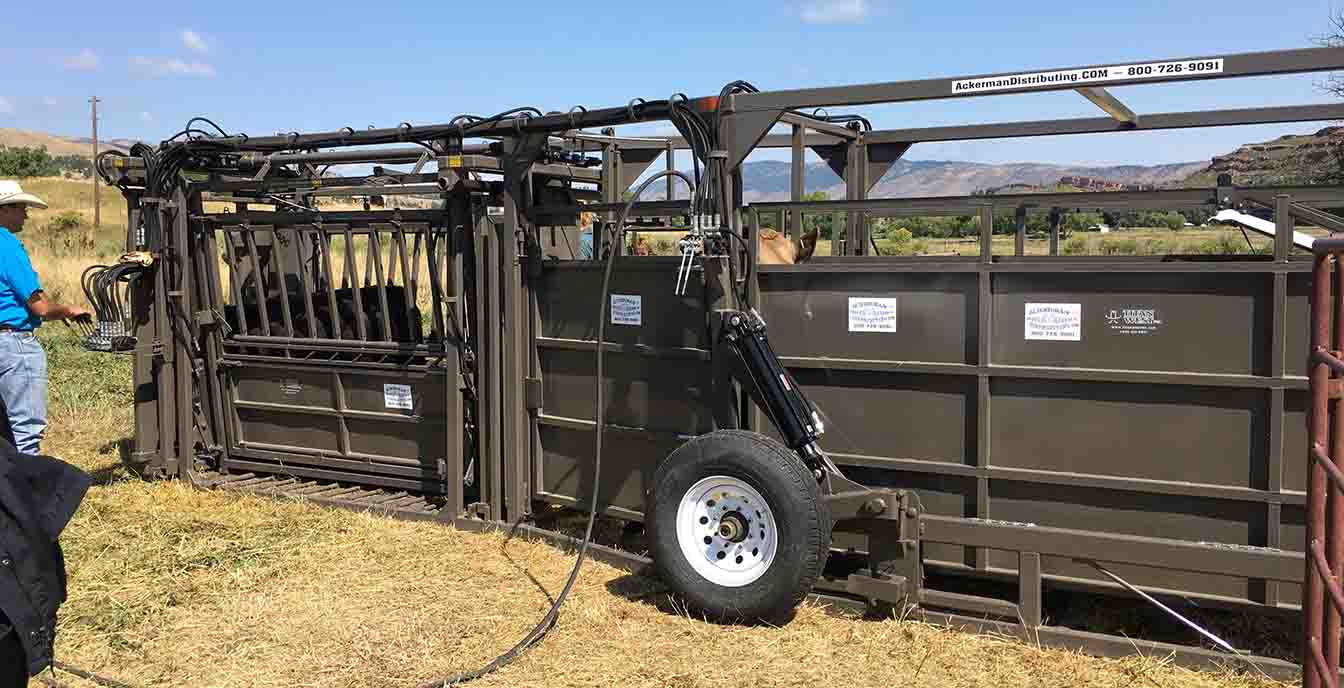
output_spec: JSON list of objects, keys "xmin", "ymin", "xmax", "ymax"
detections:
[{"xmin": 796, "ymin": 231, "xmax": 818, "ymax": 262}]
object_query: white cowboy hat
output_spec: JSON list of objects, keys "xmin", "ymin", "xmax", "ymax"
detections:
[{"xmin": 0, "ymin": 181, "xmax": 48, "ymax": 209}]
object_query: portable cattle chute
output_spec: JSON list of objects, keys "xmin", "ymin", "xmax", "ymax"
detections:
[{"xmin": 91, "ymin": 46, "xmax": 1344, "ymax": 683}]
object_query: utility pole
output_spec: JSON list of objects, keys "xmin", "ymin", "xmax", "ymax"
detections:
[{"xmin": 90, "ymin": 95, "xmax": 100, "ymax": 234}]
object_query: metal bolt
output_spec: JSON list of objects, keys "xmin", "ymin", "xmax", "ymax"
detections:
[
  {"xmin": 905, "ymin": 507, "xmax": 918, "ymax": 518},
  {"xmin": 0, "ymin": 558, "xmax": 9, "ymax": 567}
]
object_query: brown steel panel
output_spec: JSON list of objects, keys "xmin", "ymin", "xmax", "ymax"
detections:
[
  {"xmin": 538, "ymin": 348, "xmax": 713, "ymax": 435},
  {"xmin": 988, "ymin": 480, "xmax": 1270, "ymax": 600},
  {"xmin": 345, "ymin": 417, "xmax": 448, "ymax": 469},
  {"xmin": 758, "ymin": 270, "xmax": 977, "ymax": 364},
  {"xmin": 537, "ymin": 262, "xmax": 707, "ymax": 351},
  {"xmin": 341, "ymin": 371, "xmax": 447, "ymax": 418},
  {"xmin": 236, "ymin": 407, "xmax": 341, "ymax": 454},
  {"xmin": 991, "ymin": 378, "xmax": 1267, "ymax": 489},
  {"xmin": 1289, "ymin": 271, "xmax": 1315, "ymax": 377},
  {"xmin": 992, "ymin": 272, "xmax": 1269, "ymax": 375},
  {"xmin": 233, "ymin": 368, "xmax": 335, "ymax": 408},
  {"xmin": 1288, "ymin": 391, "xmax": 1311, "ymax": 492},
  {"xmin": 536, "ymin": 424, "xmax": 675, "ymax": 515},
  {"xmin": 787, "ymin": 369, "xmax": 975, "ymax": 465}
]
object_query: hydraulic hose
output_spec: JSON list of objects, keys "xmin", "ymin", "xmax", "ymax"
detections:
[{"xmin": 418, "ymin": 169, "xmax": 695, "ymax": 686}]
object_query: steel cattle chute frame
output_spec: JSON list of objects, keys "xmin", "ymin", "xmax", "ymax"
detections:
[{"xmin": 93, "ymin": 46, "xmax": 1344, "ymax": 681}]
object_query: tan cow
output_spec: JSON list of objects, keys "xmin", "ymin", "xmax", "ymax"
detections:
[{"xmin": 756, "ymin": 228, "xmax": 820, "ymax": 265}]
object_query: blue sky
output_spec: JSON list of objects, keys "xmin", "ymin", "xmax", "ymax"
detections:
[{"xmin": 4, "ymin": 0, "xmax": 1344, "ymax": 167}]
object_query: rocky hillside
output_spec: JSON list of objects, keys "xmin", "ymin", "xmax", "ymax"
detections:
[{"xmin": 1181, "ymin": 126, "xmax": 1344, "ymax": 187}]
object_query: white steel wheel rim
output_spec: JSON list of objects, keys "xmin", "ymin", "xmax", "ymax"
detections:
[{"xmin": 675, "ymin": 475, "xmax": 779, "ymax": 587}]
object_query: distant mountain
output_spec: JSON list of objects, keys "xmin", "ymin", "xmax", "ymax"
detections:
[
  {"xmin": 0, "ymin": 128, "xmax": 139, "ymax": 157},
  {"xmin": 738, "ymin": 158, "xmax": 1208, "ymax": 200}
]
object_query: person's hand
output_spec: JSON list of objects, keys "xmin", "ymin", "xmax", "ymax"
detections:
[{"xmin": 65, "ymin": 307, "xmax": 93, "ymax": 325}]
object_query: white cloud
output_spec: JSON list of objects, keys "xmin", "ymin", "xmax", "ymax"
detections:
[
  {"xmin": 131, "ymin": 56, "xmax": 216, "ymax": 77},
  {"xmin": 140, "ymin": 111, "xmax": 153, "ymax": 123},
  {"xmin": 181, "ymin": 29, "xmax": 208, "ymax": 53},
  {"xmin": 0, "ymin": 97, "xmax": 13, "ymax": 115},
  {"xmin": 41, "ymin": 97, "xmax": 59, "ymax": 108},
  {"xmin": 62, "ymin": 49, "xmax": 99, "ymax": 70},
  {"xmin": 800, "ymin": 0, "xmax": 869, "ymax": 24}
]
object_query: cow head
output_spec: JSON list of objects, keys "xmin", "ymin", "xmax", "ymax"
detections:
[{"xmin": 757, "ymin": 228, "xmax": 820, "ymax": 265}]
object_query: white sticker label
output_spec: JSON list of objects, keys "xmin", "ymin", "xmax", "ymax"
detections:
[
  {"xmin": 383, "ymin": 383, "xmax": 414, "ymax": 410},
  {"xmin": 1025, "ymin": 303, "xmax": 1082, "ymax": 341},
  {"xmin": 280, "ymin": 379, "xmax": 302, "ymax": 396},
  {"xmin": 1105, "ymin": 307, "xmax": 1163, "ymax": 336},
  {"xmin": 953, "ymin": 58, "xmax": 1223, "ymax": 94},
  {"xmin": 611, "ymin": 294, "xmax": 641, "ymax": 326},
  {"xmin": 848, "ymin": 297, "xmax": 897, "ymax": 333},
  {"xmin": 486, "ymin": 206, "xmax": 504, "ymax": 216}
]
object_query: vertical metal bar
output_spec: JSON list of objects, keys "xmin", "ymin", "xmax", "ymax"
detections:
[
  {"xmin": 172, "ymin": 187, "xmax": 195, "ymax": 481},
  {"xmin": 424, "ymin": 230, "xmax": 447, "ymax": 341},
  {"xmin": 1014, "ymin": 206, "xmax": 1027, "ymax": 257},
  {"xmin": 292, "ymin": 227, "xmax": 319, "ymax": 340},
  {"xmin": 1275, "ymin": 194, "xmax": 1293, "ymax": 262},
  {"xmin": 342, "ymin": 227, "xmax": 368, "ymax": 341},
  {"xmin": 845, "ymin": 139, "xmax": 862, "ymax": 255},
  {"xmin": 268, "ymin": 228, "xmax": 295, "ymax": 340},
  {"xmin": 445, "ymin": 211, "xmax": 465, "ymax": 516},
  {"xmin": 241, "ymin": 229, "xmax": 271, "ymax": 337},
  {"xmin": 220, "ymin": 229, "xmax": 249, "ymax": 334},
  {"xmin": 665, "ymin": 140, "xmax": 675, "ymax": 203},
  {"xmin": 199, "ymin": 228, "xmax": 231, "ymax": 450},
  {"xmin": 318, "ymin": 229, "xmax": 341, "ymax": 341},
  {"xmin": 976, "ymin": 242, "xmax": 993, "ymax": 571},
  {"xmin": 790, "ymin": 124, "xmax": 804, "ymax": 238},
  {"xmin": 1327, "ymin": 259, "xmax": 1344, "ymax": 678},
  {"xmin": 410, "ymin": 231, "xmax": 424, "ymax": 300},
  {"xmin": 1307, "ymin": 253, "xmax": 1333, "ymax": 688},
  {"xmin": 368, "ymin": 227, "xmax": 394, "ymax": 341},
  {"xmin": 393, "ymin": 226, "xmax": 416, "ymax": 340},
  {"xmin": 363, "ymin": 231, "xmax": 376, "ymax": 288},
  {"xmin": 598, "ymin": 141, "xmax": 616, "ymax": 259},
  {"xmin": 979, "ymin": 206, "xmax": 994, "ymax": 262},
  {"xmin": 1049, "ymin": 209, "xmax": 1061, "ymax": 256},
  {"xmin": 1019, "ymin": 551, "xmax": 1042, "ymax": 628},
  {"xmin": 1267, "ymin": 386, "xmax": 1285, "ymax": 606}
]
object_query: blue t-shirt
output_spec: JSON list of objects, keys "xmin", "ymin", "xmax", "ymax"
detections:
[
  {"xmin": 0, "ymin": 227, "xmax": 42, "ymax": 331},
  {"xmin": 579, "ymin": 230, "xmax": 594, "ymax": 259}
]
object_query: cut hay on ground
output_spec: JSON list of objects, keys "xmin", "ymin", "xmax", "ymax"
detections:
[{"xmin": 34, "ymin": 328, "xmax": 1292, "ymax": 688}]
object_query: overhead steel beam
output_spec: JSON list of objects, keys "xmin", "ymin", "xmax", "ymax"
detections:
[
  {"xmin": 731, "ymin": 47, "xmax": 1344, "ymax": 112},
  {"xmin": 861, "ymin": 102, "xmax": 1344, "ymax": 144},
  {"xmin": 779, "ymin": 111, "xmax": 860, "ymax": 139},
  {"xmin": 1075, "ymin": 87, "xmax": 1138, "ymax": 124}
]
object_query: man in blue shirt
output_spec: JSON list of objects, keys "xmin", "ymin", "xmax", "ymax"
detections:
[{"xmin": 0, "ymin": 182, "xmax": 92, "ymax": 455}]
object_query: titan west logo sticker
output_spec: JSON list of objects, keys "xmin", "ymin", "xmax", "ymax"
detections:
[{"xmin": 1105, "ymin": 307, "xmax": 1163, "ymax": 336}]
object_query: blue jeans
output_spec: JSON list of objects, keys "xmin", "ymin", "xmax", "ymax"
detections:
[{"xmin": 0, "ymin": 332, "xmax": 47, "ymax": 455}]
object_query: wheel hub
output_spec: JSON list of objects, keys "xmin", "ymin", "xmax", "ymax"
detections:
[
  {"xmin": 717, "ymin": 511, "xmax": 749, "ymax": 542},
  {"xmin": 675, "ymin": 476, "xmax": 778, "ymax": 587}
]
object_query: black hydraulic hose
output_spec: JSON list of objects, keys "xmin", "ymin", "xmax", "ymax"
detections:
[{"xmin": 417, "ymin": 169, "xmax": 695, "ymax": 687}]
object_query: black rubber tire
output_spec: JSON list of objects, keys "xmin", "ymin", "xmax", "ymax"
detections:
[{"xmin": 646, "ymin": 430, "xmax": 831, "ymax": 624}]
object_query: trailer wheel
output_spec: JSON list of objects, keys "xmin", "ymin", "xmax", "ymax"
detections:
[{"xmin": 647, "ymin": 430, "xmax": 830, "ymax": 624}]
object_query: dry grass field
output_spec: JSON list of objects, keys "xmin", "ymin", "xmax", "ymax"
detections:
[{"xmin": 10, "ymin": 178, "xmax": 1298, "ymax": 687}]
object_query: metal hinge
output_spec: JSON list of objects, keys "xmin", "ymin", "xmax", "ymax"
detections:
[{"xmin": 524, "ymin": 376, "xmax": 543, "ymax": 410}]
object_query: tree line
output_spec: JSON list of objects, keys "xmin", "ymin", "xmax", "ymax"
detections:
[{"xmin": 0, "ymin": 146, "xmax": 92, "ymax": 178}]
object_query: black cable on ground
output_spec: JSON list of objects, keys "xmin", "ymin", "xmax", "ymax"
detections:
[{"xmin": 416, "ymin": 169, "xmax": 695, "ymax": 687}]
